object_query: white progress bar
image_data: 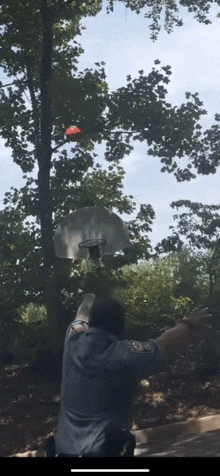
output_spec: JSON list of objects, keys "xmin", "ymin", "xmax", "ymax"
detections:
[{"xmin": 71, "ymin": 470, "xmax": 150, "ymax": 473}]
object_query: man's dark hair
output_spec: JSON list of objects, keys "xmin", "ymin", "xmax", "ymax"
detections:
[{"xmin": 89, "ymin": 297, "xmax": 125, "ymax": 336}]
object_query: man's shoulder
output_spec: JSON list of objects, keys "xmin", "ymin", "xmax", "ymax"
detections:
[{"xmin": 66, "ymin": 320, "xmax": 89, "ymax": 338}]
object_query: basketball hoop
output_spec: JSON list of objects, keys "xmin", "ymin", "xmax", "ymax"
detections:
[
  {"xmin": 54, "ymin": 206, "xmax": 130, "ymax": 260},
  {"xmin": 78, "ymin": 239, "xmax": 106, "ymax": 259}
]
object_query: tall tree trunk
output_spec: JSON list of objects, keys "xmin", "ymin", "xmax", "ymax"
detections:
[{"xmin": 39, "ymin": 1, "xmax": 63, "ymax": 350}]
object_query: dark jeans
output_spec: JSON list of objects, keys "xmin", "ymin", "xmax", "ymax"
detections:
[{"xmin": 46, "ymin": 430, "xmax": 136, "ymax": 457}]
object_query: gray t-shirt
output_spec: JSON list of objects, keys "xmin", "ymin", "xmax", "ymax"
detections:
[{"xmin": 55, "ymin": 321, "xmax": 163, "ymax": 456}]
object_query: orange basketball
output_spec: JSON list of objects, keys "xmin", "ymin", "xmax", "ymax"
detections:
[{"xmin": 65, "ymin": 125, "xmax": 83, "ymax": 141}]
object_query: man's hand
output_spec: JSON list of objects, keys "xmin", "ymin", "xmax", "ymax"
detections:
[
  {"xmin": 155, "ymin": 307, "xmax": 214, "ymax": 361},
  {"xmin": 182, "ymin": 307, "xmax": 213, "ymax": 328},
  {"xmin": 182, "ymin": 307, "xmax": 214, "ymax": 343},
  {"xmin": 74, "ymin": 293, "xmax": 95, "ymax": 324}
]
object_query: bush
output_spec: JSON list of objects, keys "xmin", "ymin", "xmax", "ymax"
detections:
[
  {"xmin": 12, "ymin": 303, "xmax": 53, "ymax": 364},
  {"xmin": 115, "ymin": 252, "xmax": 210, "ymax": 339},
  {"xmin": 113, "ymin": 260, "xmax": 174, "ymax": 339}
]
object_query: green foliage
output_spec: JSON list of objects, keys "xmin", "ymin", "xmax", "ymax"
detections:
[
  {"xmin": 106, "ymin": 1, "xmax": 218, "ymax": 40},
  {"xmin": 12, "ymin": 303, "xmax": 53, "ymax": 363},
  {"xmin": 120, "ymin": 260, "xmax": 174, "ymax": 326},
  {"xmin": 51, "ymin": 161, "xmax": 136, "ymax": 221},
  {"xmin": 115, "ymin": 251, "xmax": 210, "ymax": 338},
  {"xmin": 112, "ymin": 260, "xmax": 170, "ymax": 340},
  {"xmin": 147, "ymin": 92, "xmax": 208, "ymax": 182},
  {"xmin": 105, "ymin": 67, "xmax": 207, "ymax": 173},
  {"xmin": 170, "ymin": 295, "xmax": 194, "ymax": 318},
  {"xmin": 0, "ymin": 208, "xmax": 42, "ymax": 302},
  {"xmin": 0, "ymin": 207, "xmax": 45, "ymax": 357},
  {"xmin": 73, "ymin": 260, "xmax": 126, "ymax": 299},
  {"xmin": 170, "ymin": 201, "xmax": 220, "ymax": 250},
  {"xmin": 169, "ymin": 249, "xmax": 209, "ymax": 303},
  {"xmin": 17, "ymin": 302, "xmax": 47, "ymax": 324},
  {"xmin": 155, "ymin": 201, "xmax": 220, "ymax": 312}
]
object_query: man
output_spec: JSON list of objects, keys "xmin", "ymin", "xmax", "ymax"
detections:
[{"xmin": 54, "ymin": 294, "xmax": 212, "ymax": 457}]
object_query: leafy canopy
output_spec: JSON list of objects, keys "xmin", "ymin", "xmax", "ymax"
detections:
[
  {"xmin": 106, "ymin": 0, "xmax": 220, "ymax": 40},
  {"xmin": 155, "ymin": 200, "xmax": 220, "ymax": 254},
  {"xmin": 155, "ymin": 201, "xmax": 220, "ymax": 315}
]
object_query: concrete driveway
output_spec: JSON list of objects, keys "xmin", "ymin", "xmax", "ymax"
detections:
[{"xmin": 134, "ymin": 414, "xmax": 220, "ymax": 457}]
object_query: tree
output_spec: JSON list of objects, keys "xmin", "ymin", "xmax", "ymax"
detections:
[
  {"xmin": 154, "ymin": 201, "xmax": 220, "ymax": 374},
  {"xmin": 155, "ymin": 200, "xmax": 220, "ymax": 303},
  {"xmin": 112, "ymin": 251, "xmax": 209, "ymax": 340},
  {"xmin": 0, "ymin": 208, "xmax": 41, "ymax": 356},
  {"xmin": 0, "ymin": 0, "xmax": 218, "ymax": 349},
  {"xmin": 167, "ymin": 248, "xmax": 209, "ymax": 305},
  {"xmin": 106, "ymin": 1, "xmax": 220, "ymax": 41},
  {"xmin": 147, "ymin": 109, "xmax": 220, "ymax": 182}
]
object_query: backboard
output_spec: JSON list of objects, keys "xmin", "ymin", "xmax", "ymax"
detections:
[{"xmin": 54, "ymin": 206, "xmax": 130, "ymax": 260}]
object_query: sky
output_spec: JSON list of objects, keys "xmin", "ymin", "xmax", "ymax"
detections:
[{"xmin": 1, "ymin": 1, "xmax": 220, "ymax": 248}]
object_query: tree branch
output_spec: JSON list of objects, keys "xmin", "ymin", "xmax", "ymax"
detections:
[
  {"xmin": 25, "ymin": 57, "xmax": 41, "ymax": 160},
  {"xmin": 52, "ymin": 129, "xmax": 151, "ymax": 151},
  {"xmin": 52, "ymin": 140, "xmax": 69, "ymax": 152},
  {"xmin": 0, "ymin": 80, "xmax": 27, "ymax": 88}
]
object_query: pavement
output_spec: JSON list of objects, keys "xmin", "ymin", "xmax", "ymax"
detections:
[
  {"xmin": 8, "ymin": 414, "xmax": 220, "ymax": 457},
  {"xmin": 133, "ymin": 414, "xmax": 220, "ymax": 457}
]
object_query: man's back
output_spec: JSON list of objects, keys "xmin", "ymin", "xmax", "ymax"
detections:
[{"xmin": 55, "ymin": 322, "xmax": 162, "ymax": 457}]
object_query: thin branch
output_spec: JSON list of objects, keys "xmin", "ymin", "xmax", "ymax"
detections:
[
  {"xmin": 52, "ymin": 140, "xmax": 69, "ymax": 152},
  {"xmin": 51, "ymin": 129, "xmax": 150, "ymax": 152},
  {"xmin": 25, "ymin": 58, "xmax": 41, "ymax": 159},
  {"xmin": 0, "ymin": 80, "xmax": 28, "ymax": 88},
  {"xmin": 52, "ymin": 129, "xmax": 150, "ymax": 151}
]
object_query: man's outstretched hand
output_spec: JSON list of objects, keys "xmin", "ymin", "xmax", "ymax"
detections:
[
  {"xmin": 182, "ymin": 307, "xmax": 213, "ymax": 328},
  {"xmin": 156, "ymin": 307, "xmax": 215, "ymax": 360},
  {"xmin": 182, "ymin": 307, "xmax": 214, "ymax": 343}
]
